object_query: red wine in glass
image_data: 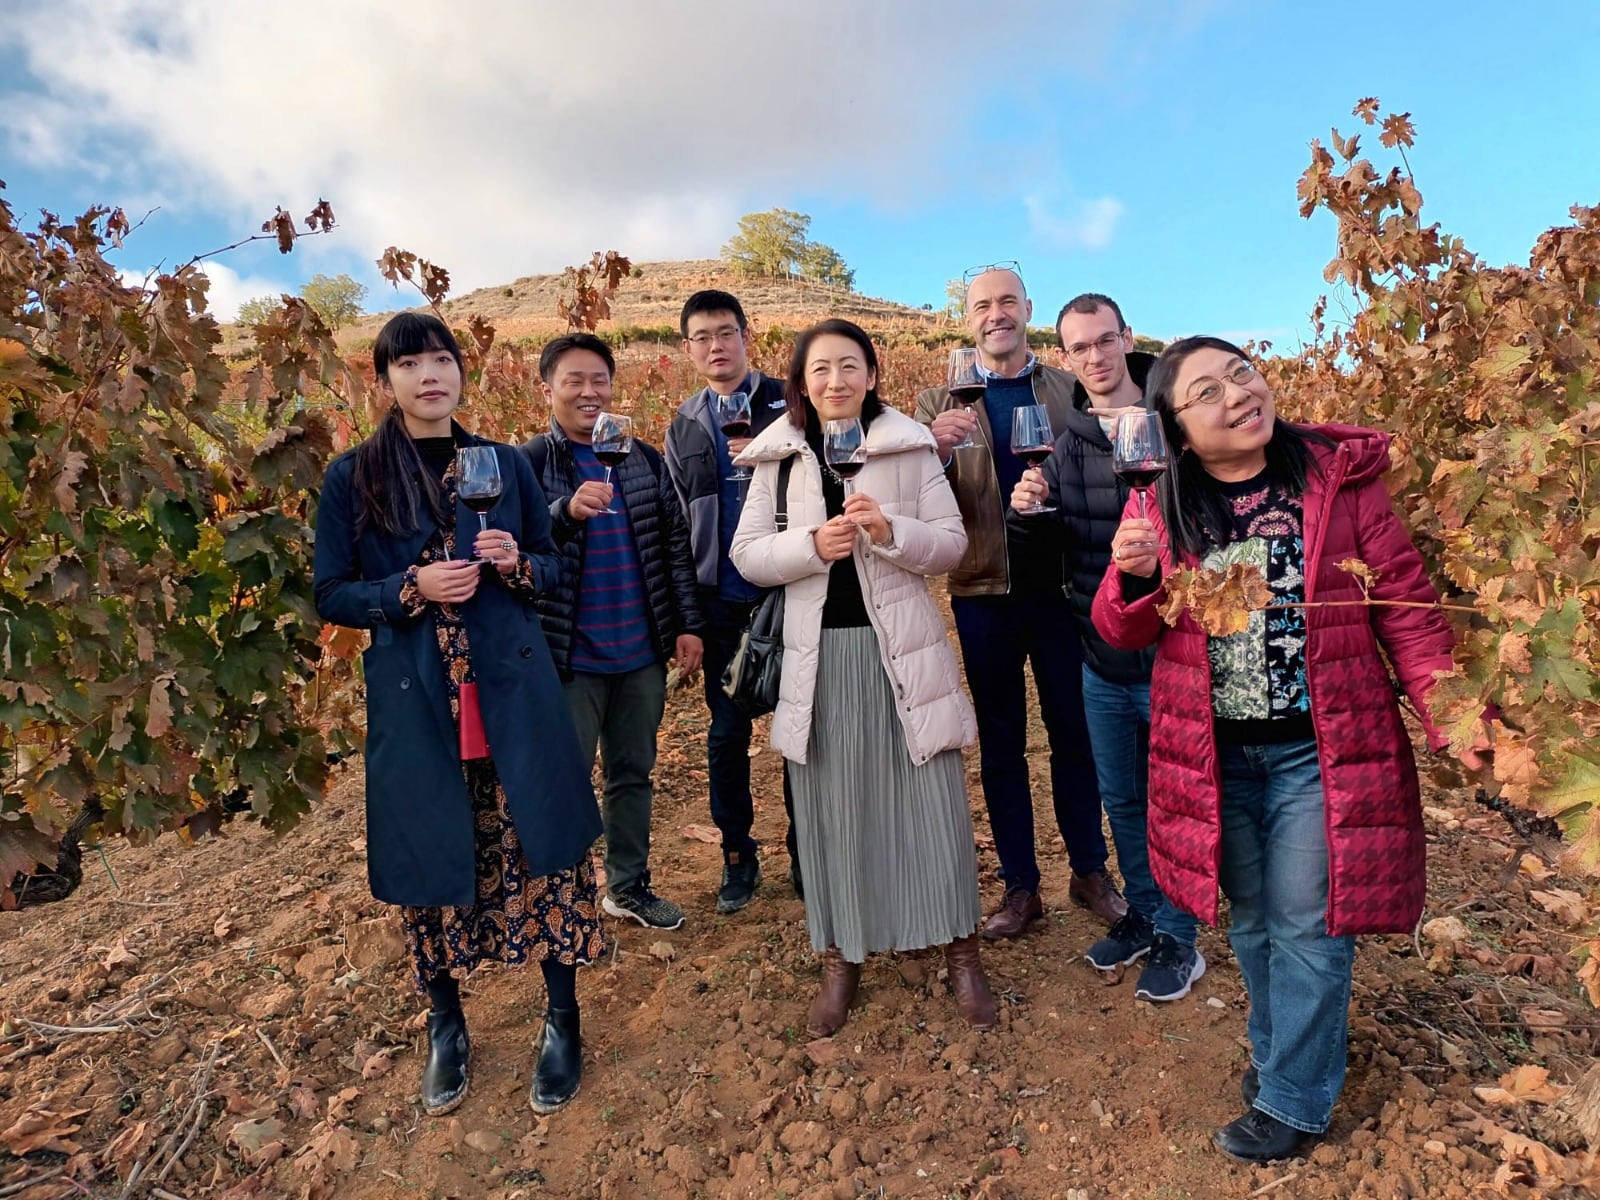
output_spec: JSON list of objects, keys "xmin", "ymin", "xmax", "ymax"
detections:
[
  {"xmin": 590, "ymin": 412, "xmax": 633, "ymax": 514},
  {"xmin": 1114, "ymin": 462, "xmax": 1167, "ymax": 491},
  {"xmin": 947, "ymin": 348, "xmax": 985, "ymax": 450},
  {"xmin": 717, "ymin": 391, "xmax": 755, "ymax": 480},
  {"xmin": 1111, "ymin": 411, "xmax": 1170, "ymax": 518},
  {"xmin": 455, "ymin": 445, "xmax": 503, "ymax": 558},
  {"xmin": 1011, "ymin": 405, "xmax": 1057, "ymax": 514},
  {"xmin": 829, "ymin": 460, "xmax": 865, "ymax": 480}
]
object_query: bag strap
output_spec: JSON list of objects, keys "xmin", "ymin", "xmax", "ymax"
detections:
[{"xmin": 774, "ymin": 454, "xmax": 795, "ymax": 532}]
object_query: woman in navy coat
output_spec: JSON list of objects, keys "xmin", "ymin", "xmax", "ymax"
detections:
[{"xmin": 314, "ymin": 312, "xmax": 603, "ymax": 1117}]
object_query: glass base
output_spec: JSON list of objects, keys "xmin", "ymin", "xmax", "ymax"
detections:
[{"xmin": 1020, "ymin": 503, "xmax": 1057, "ymax": 515}]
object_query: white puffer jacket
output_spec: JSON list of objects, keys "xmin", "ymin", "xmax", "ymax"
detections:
[{"xmin": 730, "ymin": 408, "xmax": 976, "ymax": 766}]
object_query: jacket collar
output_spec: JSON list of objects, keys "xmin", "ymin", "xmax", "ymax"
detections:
[{"xmin": 738, "ymin": 406, "xmax": 935, "ymax": 464}]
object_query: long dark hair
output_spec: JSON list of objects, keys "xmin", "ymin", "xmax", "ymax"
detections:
[
  {"xmin": 1146, "ymin": 336, "xmax": 1333, "ymax": 557},
  {"xmin": 785, "ymin": 318, "xmax": 885, "ymax": 436},
  {"xmin": 352, "ymin": 313, "xmax": 465, "ymax": 537}
]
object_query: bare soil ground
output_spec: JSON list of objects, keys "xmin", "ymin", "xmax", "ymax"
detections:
[{"xmin": 3, "ymin": 667, "xmax": 1599, "ymax": 1199}]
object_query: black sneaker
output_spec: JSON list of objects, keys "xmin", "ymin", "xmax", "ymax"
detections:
[
  {"xmin": 602, "ymin": 884, "xmax": 685, "ymax": 930},
  {"xmin": 1133, "ymin": 933, "xmax": 1206, "ymax": 1002},
  {"xmin": 1213, "ymin": 1108, "xmax": 1319, "ymax": 1163},
  {"xmin": 716, "ymin": 853, "xmax": 762, "ymax": 915},
  {"xmin": 1084, "ymin": 910, "xmax": 1155, "ymax": 970}
]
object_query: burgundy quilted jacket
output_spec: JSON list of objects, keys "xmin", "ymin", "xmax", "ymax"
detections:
[{"xmin": 1091, "ymin": 425, "xmax": 1455, "ymax": 936}]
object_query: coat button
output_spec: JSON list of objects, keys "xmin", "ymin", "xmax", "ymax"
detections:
[
  {"xmin": 399, "ymin": 677, "xmax": 411, "ymax": 690},
  {"xmin": 520, "ymin": 645, "xmax": 533, "ymax": 658}
]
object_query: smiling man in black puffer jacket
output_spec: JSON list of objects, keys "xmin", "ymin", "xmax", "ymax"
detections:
[
  {"xmin": 520, "ymin": 333, "xmax": 704, "ymax": 933},
  {"xmin": 1007, "ymin": 294, "xmax": 1204, "ymax": 1007}
]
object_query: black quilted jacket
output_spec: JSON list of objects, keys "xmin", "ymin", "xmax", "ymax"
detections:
[
  {"xmin": 518, "ymin": 421, "xmax": 704, "ymax": 681},
  {"xmin": 1006, "ymin": 353, "xmax": 1159, "ymax": 684}
]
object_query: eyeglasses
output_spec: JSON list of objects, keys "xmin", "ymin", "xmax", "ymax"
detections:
[
  {"xmin": 962, "ymin": 259, "xmax": 1023, "ymax": 284},
  {"xmin": 1172, "ymin": 361, "xmax": 1259, "ymax": 414},
  {"xmin": 1063, "ymin": 331, "xmax": 1125, "ymax": 360},
  {"xmin": 685, "ymin": 326, "xmax": 744, "ymax": 348}
]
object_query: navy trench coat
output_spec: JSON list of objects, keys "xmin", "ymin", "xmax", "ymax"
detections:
[{"xmin": 313, "ymin": 432, "xmax": 601, "ymax": 907}]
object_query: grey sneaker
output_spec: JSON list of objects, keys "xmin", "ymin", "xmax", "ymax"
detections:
[
  {"xmin": 603, "ymin": 885, "xmax": 685, "ymax": 930},
  {"xmin": 1134, "ymin": 933, "xmax": 1206, "ymax": 1002},
  {"xmin": 1085, "ymin": 910, "xmax": 1155, "ymax": 970}
]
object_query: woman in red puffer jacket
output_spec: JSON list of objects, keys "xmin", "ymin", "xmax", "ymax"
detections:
[{"xmin": 1092, "ymin": 336, "xmax": 1473, "ymax": 1164}]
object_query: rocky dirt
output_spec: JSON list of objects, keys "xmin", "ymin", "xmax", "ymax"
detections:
[{"xmin": 3, "ymin": 675, "xmax": 1599, "ymax": 1199}]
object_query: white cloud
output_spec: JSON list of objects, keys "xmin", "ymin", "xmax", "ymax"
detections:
[
  {"xmin": 118, "ymin": 261, "xmax": 294, "ymax": 322},
  {"xmin": 1023, "ymin": 193, "xmax": 1125, "ymax": 251},
  {"xmin": 2, "ymin": 0, "xmax": 1144, "ymax": 293}
]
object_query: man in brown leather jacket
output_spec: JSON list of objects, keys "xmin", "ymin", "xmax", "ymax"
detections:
[{"xmin": 913, "ymin": 265, "xmax": 1126, "ymax": 939}]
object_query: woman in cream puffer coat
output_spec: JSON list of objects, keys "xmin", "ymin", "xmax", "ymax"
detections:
[{"xmin": 732, "ymin": 319, "xmax": 994, "ymax": 1040}]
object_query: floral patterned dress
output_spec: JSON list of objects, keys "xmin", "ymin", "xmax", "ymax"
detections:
[{"xmin": 396, "ymin": 445, "xmax": 606, "ymax": 987}]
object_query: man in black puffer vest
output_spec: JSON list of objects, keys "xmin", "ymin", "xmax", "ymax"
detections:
[
  {"xmin": 1008, "ymin": 294, "xmax": 1204, "ymax": 1005},
  {"xmin": 520, "ymin": 333, "xmax": 704, "ymax": 932}
]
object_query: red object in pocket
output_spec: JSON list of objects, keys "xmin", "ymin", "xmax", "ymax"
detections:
[{"xmin": 458, "ymin": 681, "xmax": 491, "ymax": 761}]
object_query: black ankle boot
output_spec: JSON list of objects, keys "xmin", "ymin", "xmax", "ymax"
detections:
[
  {"xmin": 421, "ymin": 1007, "xmax": 470, "ymax": 1115},
  {"xmin": 530, "ymin": 1006, "xmax": 581, "ymax": 1114}
]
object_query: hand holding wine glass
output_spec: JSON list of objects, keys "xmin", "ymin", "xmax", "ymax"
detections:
[
  {"xmin": 717, "ymin": 391, "xmax": 754, "ymax": 480},
  {"xmin": 456, "ymin": 446, "xmax": 503, "ymax": 559},
  {"xmin": 1111, "ymin": 410, "xmax": 1169, "ymax": 519},
  {"xmin": 590, "ymin": 412, "xmax": 633, "ymax": 515},
  {"xmin": 945, "ymin": 348, "xmax": 985, "ymax": 452},
  {"xmin": 1010, "ymin": 405, "xmax": 1057, "ymax": 515}
]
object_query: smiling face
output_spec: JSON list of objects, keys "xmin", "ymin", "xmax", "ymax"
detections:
[
  {"xmin": 1057, "ymin": 305, "xmax": 1133, "ymax": 400},
  {"xmin": 380, "ymin": 343, "xmax": 463, "ymax": 438},
  {"xmin": 541, "ymin": 347, "xmax": 614, "ymax": 444},
  {"xmin": 803, "ymin": 332, "xmax": 876, "ymax": 422},
  {"xmin": 1169, "ymin": 347, "xmax": 1276, "ymax": 478},
  {"xmin": 964, "ymin": 269, "xmax": 1033, "ymax": 369}
]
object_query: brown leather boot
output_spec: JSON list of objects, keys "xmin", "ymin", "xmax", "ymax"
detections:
[
  {"xmin": 944, "ymin": 934, "xmax": 997, "ymax": 1031},
  {"xmin": 1069, "ymin": 868, "xmax": 1129, "ymax": 925},
  {"xmin": 805, "ymin": 946, "xmax": 861, "ymax": 1038},
  {"xmin": 982, "ymin": 887, "xmax": 1043, "ymax": 940}
]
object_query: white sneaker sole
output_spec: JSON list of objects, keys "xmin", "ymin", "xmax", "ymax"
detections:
[{"xmin": 602, "ymin": 895, "xmax": 685, "ymax": 930}]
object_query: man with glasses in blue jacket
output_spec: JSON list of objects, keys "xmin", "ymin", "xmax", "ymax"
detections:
[{"xmin": 666, "ymin": 290, "xmax": 799, "ymax": 915}]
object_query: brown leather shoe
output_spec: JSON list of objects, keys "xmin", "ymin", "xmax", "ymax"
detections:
[
  {"xmin": 805, "ymin": 946, "xmax": 861, "ymax": 1038},
  {"xmin": 981, "ymin": 888, "xmax": 1044, "ymax": 940},
  {"xmin": 1069, "ymin": 869, "xmax": 1129, "ymax": 925},
  {"xmin": 944, "ymin": 935, "xmax": 997, "ymax": 1031}
]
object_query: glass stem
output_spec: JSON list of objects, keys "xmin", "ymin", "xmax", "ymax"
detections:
[{"xmin": 1136, "ymin": 488, "xmax": 1147, "ymax": 519}]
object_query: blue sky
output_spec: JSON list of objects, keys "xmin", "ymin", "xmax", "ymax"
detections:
[{"xmin": 4, "ymin": 1, "xmax": 1596, "ymax": 349}]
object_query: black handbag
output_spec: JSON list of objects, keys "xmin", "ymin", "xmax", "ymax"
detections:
[{"xmin": 722, "ymin": 455, "xmax": 795, "ymax": 718}]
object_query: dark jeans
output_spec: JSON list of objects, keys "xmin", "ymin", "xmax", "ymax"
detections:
[
  {"xmin": 1080, "ymin": 664, "xmax": 1197, "ymax": 944},
  {"xmin": 564, "ymin": 662, "xmax": 667, "ymax": 897},
  {"xmin": 699, "ymin": 592, "xmax": 797, "ymax": 863},
  {"xmin": 951, "ymin": 588, "xmax": 1106, "ymax": 894}
]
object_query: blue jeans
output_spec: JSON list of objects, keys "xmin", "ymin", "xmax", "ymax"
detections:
[
  {"xmin": 1217, "ymin": 739, "xmax": 1356, "ymax": 1134},
  {"xmin": 699, "ymin": 592, "xmax": 796, "ymax": 863},
  {"xmin": 1080, "ymin": 665, "xmax": 1197, "ymax": 945},
  {"xmin": 951, "ymin": 590, "xmax": 1106, "ymax": 894}
]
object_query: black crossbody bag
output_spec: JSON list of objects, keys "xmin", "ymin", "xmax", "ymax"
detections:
[{"xmin": 721, "ymin": 455, "xmax": 795, "ymax": 718}]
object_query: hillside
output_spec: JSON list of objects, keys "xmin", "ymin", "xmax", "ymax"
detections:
[{"xmin": 349, "ymin": 259, "xmax": 953, "ymax": 344}]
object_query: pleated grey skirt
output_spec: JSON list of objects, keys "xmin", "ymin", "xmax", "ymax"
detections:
[{"xmin": 790, "ymin": 625, "xmax": 982, "ymax": 963}]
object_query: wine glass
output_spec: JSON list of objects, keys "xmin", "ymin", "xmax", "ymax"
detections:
[
  {"xmin": 822, "ymin": 418, "xmax": 866, "ymax": 516},
  {"xmin": 717, "ymin": 391, "xmax": 754, "ymax": 481},
  {"xmin": 1111, "ymin": 410, "xmax": 1170, "ymax": 518},
  {"xmin": 590, "ymin": 412, "xmax": 633, "ymax": 515},
  {"xmin": 947, "ymin": 348, "xmax": 986, "ymax": 451},
  {"xmin": 1010, "ymin": 406, "xmax": 1057, "ymax": 515},
  {"xmin": 455, "ymin": 446, "xmax": 503, "ymax": 559}
]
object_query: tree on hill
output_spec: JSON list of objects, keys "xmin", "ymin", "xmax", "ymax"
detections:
[
  {"xmin": 238, "ymin": 272, "xmax": 368, "ymax": 330},
  {"xmin": 723, "ymin": 208, "xmax": 854, "ymax": 290}
]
